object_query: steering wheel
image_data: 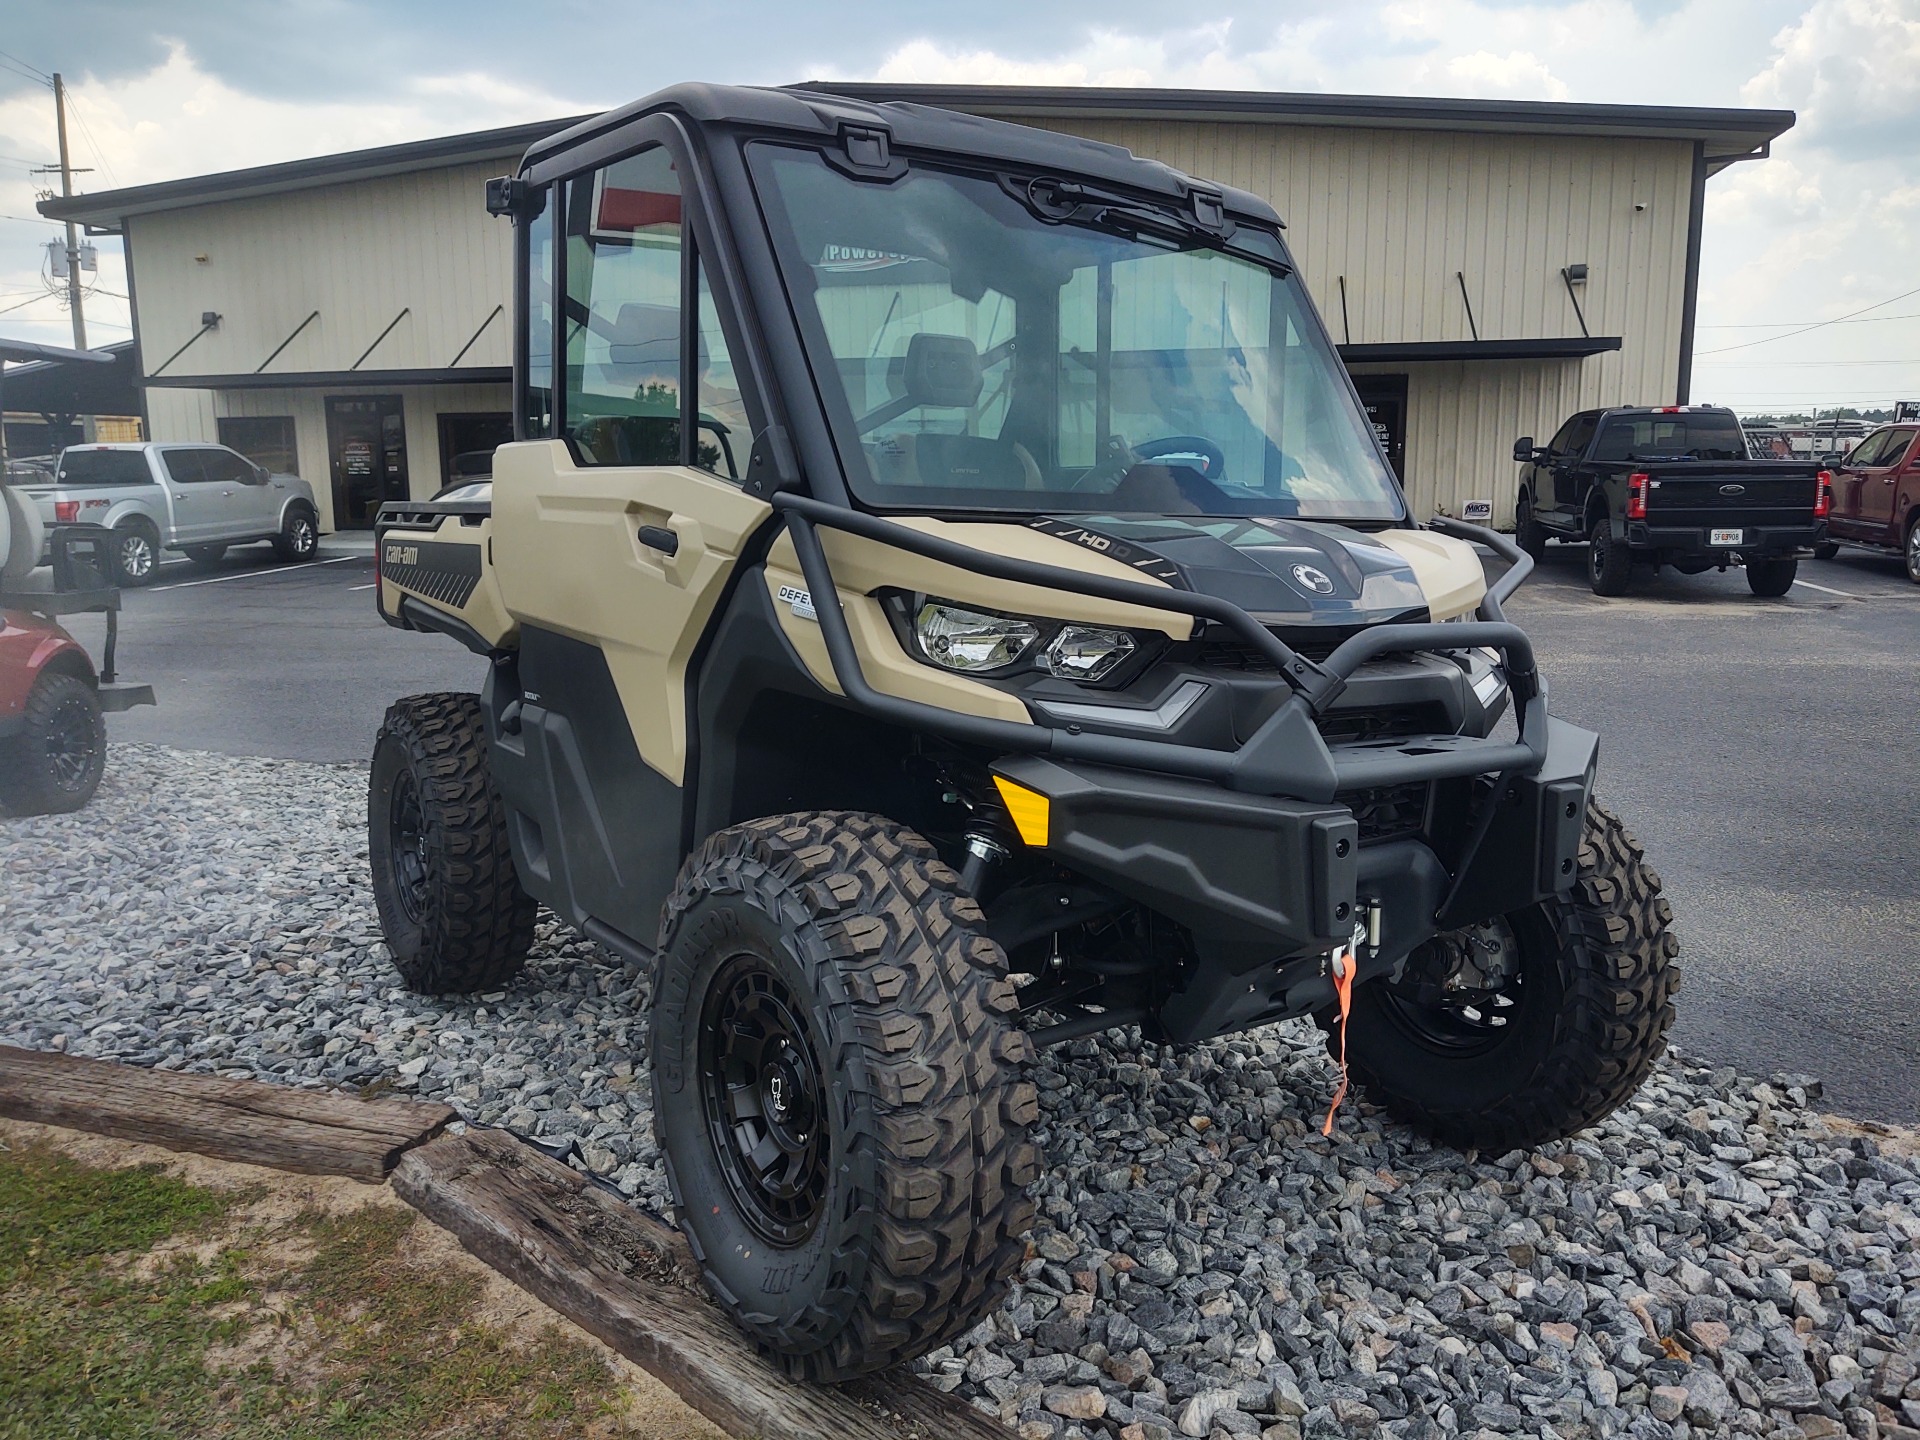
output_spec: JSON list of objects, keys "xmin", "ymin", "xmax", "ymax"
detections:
[
  {"xmin": 1135, "ymin": 434, "xmax": 1228, "ymax": 483},
  {"xmin": 1068, "ymin": 434, "xmax": 1138, "ymax": 492}
]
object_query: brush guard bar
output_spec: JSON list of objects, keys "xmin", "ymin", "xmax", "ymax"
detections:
[{"xmin": 773, "ymin": 492, "xmax": 1544, "ymax": 805}]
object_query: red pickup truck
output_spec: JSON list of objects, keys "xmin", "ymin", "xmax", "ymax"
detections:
[{"xmin": 1816, "ymin": 423, "xmax": 1920, "ymax": 583}]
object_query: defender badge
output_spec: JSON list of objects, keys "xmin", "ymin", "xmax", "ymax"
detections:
[{"xmin": 1291, "ymin": 563, "xmax": 1336, "ymax": 596}]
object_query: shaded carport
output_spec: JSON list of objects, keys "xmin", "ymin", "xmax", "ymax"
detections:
[{"xmin": 0, "ymin": 337, "xmax": 136, "ymax": 463}]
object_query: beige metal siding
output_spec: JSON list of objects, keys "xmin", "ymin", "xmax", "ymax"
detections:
[
  {"xmin": 145, "ymin": 380, "xmax": 509, "ymax": 530},
  {"xmin": 127, "ymin": 158, "xmax": 513, "ymax": 383},
  {"xmin": 1000, "ymin": 117, "xmax": 1695, "ymax": 525}
]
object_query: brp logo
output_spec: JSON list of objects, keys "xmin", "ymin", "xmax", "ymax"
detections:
[
  {"xmin": 1719, "ymin": 483, "xmax": 1747, "ymax": 497},
  {"xmin": 1291, "ymin": 563, "xmax": 1336, "ymax": 596}
]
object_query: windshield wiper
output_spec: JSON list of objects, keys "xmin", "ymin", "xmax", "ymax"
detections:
[{"xmin": 1013, "ymin": 175, "xmax": 1291, "ymax": 272}]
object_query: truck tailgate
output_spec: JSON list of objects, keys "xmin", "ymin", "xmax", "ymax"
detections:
[{"xmin": 1645, "ymin": 463, "xmax": 1819, "ymax": 526}]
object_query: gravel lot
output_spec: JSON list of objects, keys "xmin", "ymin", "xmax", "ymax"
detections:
[{"xmin": 5, "ymin": 744, "xmax": 1919, "ymax": 1440}]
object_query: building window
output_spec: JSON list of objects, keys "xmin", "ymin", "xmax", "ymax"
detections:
[
  {"xmin": 562, "ymin": 146, "xmax": 684, "ymax": 466},
  {"xmin": 217, "ymin": 416, "xmax": 298, "ymax": 475}
]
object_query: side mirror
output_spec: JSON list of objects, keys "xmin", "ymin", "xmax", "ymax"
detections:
[{"xmin": 1513, "ymin": 437, "xmax": 1536, "ymax": 463}]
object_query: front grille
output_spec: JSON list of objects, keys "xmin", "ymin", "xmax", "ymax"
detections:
[
  {"xmin": 1196, "ymin": 634, "xmax": 1343, "ymax": 669},
  {"xmin": 1315, "ymin": 707, "xmax": 1429, "ymax": 746},
  {"xmin": 1349, "ymin": 782, "xmax": 1431, "ymax": 843}
]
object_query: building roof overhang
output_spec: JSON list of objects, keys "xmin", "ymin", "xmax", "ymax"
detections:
[{"xmin": 39, "ymin": 83, "xmax": 1794, "ymax": 231}]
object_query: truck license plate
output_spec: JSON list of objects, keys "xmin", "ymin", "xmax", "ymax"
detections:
[{"xmin": 1711, "ymin": 528, "xmax": 1743, "ymax": 546}]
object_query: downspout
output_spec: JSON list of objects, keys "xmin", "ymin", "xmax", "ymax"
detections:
[{"xmin": 1675, "ymin": 141, "xmax": 1707, "ymax": 405}]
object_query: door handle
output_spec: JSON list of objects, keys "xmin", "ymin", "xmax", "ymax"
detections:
[{"xmin": 637, "ymin": 524, "xmax": 679, "ymax": 556}]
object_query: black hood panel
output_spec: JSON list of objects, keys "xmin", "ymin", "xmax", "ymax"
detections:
[{"xmin": 1039, "ymin": 515, "xmax": 1430, "ymax": 626}]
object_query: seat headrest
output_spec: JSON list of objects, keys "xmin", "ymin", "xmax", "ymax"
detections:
[{"xmin": 899, "ymin": 333, "xmax": 983, "ymax": 410}]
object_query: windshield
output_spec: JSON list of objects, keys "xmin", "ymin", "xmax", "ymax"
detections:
[
  {"xmin": 1592, "ymin": 413, "xmax": 1750, "ymax": 462},
  {"xmin": 53, "ymin": 449, "xmax": 155, "ymax": 486},
  {"xmin": 750, "ymin": 145, "xmax": 1404, "ymax": 522}
]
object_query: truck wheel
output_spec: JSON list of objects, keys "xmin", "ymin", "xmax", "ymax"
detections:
[
  {"xmin": 271, "ymin": 504, "xmax": 319, "ymax": 561},
  {"xmin": 1905, "ymin": 516, "xmax": 1920, "ymax": 585},
  {"xmin": 0, "ymin": 671, "xmax": 107, "ymax": 816},
  {"xmin": 1746, "ymin": 555, "xmax": 1797, "ymax": 597},
  {"xmin": 1327, "ymin": 800, "xmax": 1678, "ymax": 1152},
  {"xmin": 651, "ymin": 812, "xmax": 1040, "ymax": 1381},
  {"xmin": 111, "ymin": 520, "xmax": 160, "ymax": 587},
  {"xmin": 183, "ymin": 544, "xmax": 228, "ymax": 567},
  {"xmin": 1515, "ymin": 495, "xmax": 1547, "ymax": 560},
  {"xmin": 368, "ymin": 692, "xmax": 536, "ymax": 993},
  {"xmin": 1587, "ymin": 519, "xmax": 1631, "ymax": 596}
]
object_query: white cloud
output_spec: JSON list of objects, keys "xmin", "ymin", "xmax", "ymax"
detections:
[{"xmin": 1434, "ymin": 49, "xmax": 1572, "ymax": 100}]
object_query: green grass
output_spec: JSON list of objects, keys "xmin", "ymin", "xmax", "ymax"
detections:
[{"xmin": 0, "ymin": 1140, "xmax": 628, "ymax": 1439}]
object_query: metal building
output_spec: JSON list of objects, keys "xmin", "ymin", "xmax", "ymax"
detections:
[{"xmin": 40, "ymin": 86, "xmax": 1792, "ymax": 532}]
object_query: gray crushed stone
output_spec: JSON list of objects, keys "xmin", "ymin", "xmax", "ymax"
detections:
[{"xmin": 4, "ymin": 743, "xmax": 1917, "ymax": 1440}]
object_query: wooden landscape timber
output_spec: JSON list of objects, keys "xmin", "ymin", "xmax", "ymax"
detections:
[
  {"xmin": 0, "ymin": 1044, "xmax": 1013, "ymax": 1440},
  {"xmin": 393, "ymin": 1127, "xmax": 1012, "ymax": 1440},
  {"xmin": 0, "ymin": 1042, "xmax": 453, "ymax": 1181}
]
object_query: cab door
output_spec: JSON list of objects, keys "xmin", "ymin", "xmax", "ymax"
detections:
[
  {"xmin": 487, "ymin": 128, "xmax": 769, "ymax": 940},
  {"xmin": 1861, "ymin": 427, "xmax": 1918, "ymax": 540}
]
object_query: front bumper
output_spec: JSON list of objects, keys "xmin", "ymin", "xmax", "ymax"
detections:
[
  {"xmin": 1627, "ymin": 520, "xmax": 1827, "ymax": 555},
  {"xmin": 992, "ymin": 715, "xmax": 1597, "ymax": 1042}
]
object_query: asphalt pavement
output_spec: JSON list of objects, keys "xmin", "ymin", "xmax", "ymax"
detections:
[{"xmin": 36, "ymin": 530, "xmax": 1920, "ymax": 1122}]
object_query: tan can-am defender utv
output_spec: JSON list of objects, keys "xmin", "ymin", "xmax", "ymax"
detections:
[{"xmin": 368, "ymin": 84, "xmax": 1678, "ymax": 1381}]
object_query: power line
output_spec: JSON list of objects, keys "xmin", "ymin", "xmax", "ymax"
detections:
[
  {"xmin": 0, "ymin": 46, "xmax": 51, "ymax": 81},
  {"xmin": 63, "ymin": 88, "xmax": 118, "ymax": 188},
  {"xmin": 1697, "ymin": 312, "xmax": 1920, "ymax": 330},
  {"xmin": 1697, "ymin": 284, "xmax": 1920, "ymax": 355},
  {"xmin": 0, "ymin": 57, "xmax": 51, "ymax": 89}
]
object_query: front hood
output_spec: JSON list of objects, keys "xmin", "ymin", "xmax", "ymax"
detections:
[{"xmin": 1031, "ymin": 515, "xmax": 1435, "ymax": 626}]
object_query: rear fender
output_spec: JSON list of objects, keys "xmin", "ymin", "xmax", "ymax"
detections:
[{"xmin": 0, "ymin": 612, "xmax": 95, "ymax": 719}]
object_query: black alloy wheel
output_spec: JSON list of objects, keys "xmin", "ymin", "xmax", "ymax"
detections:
[
  {"xmin": 386, "ymin": 767, "xmax": 430, "ymax": 927},
  {"xmin": 0, "ymin": 671, "xmax": 107, "ymax": 815},
  {"xmin": 700, "ymin": 954, "xmax": 830, "ymax": 1246},
  {"xmin": 1374, "ymin": 916, "xmax": 1530, "ymax": 1059},
  {"xmin": 1324, "ymin": 800, "xmax": 1678, "ymax": 1152},
  {"xmin": 1588, "ymin": 518, "xmax": 1630, "ymax": 596}
]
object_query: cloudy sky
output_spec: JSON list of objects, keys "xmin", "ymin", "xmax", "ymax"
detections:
[{"xmin": 2, "ymin": 0, "xmax": 1916, "ymax": 416}]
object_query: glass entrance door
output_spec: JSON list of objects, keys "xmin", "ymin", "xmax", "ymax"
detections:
[{"xmin": 325, "ymin": 395, "xmax": 408, "ymax": 528}]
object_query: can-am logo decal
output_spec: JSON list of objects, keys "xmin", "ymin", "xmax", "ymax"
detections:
[
  {"xmin": 1291, "ymin": 563, "xmax": 1336, "ymax": 596},
  {"xmin": 1719, "ymin": 483, "xmax": 1747, "ymax": 496}
]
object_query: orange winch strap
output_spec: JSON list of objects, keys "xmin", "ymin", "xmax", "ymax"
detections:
[{"xmin": 1322, "ymin": 946, "xmax": 1355, "ymax": 1137}]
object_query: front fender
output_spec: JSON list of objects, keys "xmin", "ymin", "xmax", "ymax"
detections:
[{"xmin": 274, "ymin": 481, "xmax": 319, "ymax": 529}]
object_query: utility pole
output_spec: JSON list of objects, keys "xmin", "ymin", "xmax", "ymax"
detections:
[{"xmin": 52, "ymin": 72, "xmax": 86, "ymax": 351}]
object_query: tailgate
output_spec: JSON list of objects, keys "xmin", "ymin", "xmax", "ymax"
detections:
[{"xmin": 1645, "ymin": 464, "xmax": 1818, "ymax": 525}]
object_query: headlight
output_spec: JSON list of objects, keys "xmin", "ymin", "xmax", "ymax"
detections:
[
  {"xmin": 1471, "ymin": 646, "xmax": 1507, "ymax": 707},
  {"xmin": 1043, "ymin": 625, "xmax": 1136, "ymax": 682},
  {"xmin": 915, "ymin": 602, "xmax": 1041, "ymax": 672}
]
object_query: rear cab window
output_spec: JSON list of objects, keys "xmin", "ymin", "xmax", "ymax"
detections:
[
  {"xmin": 1593, "ymin": 413, "xmax": 1749, "ymax": 462},
  {"xmin": 54, "ymin": 449, "xmax": 157, "ymax": 486}
]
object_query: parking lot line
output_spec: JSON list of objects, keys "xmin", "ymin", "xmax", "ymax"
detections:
[
  {"xmin": 347, "ymin": 582, "xmax": 376, "ymax": 591},
  {"xmin": 1792, "ymin": 578, "xmax": 1860, "ymax": 599},
  {"xmin": 146, "ymin": 555, "xmax": 361, "ymax": 592}
]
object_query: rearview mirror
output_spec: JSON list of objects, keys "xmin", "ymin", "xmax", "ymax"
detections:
[{"xmin": 1513, "ymin": 437, "xmax": 1536, "ymax": 463}]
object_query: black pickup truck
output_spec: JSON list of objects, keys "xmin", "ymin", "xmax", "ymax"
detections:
[{"xmin": 1513, "ymin": 405, "xmax": 1830, "ymax": 596}]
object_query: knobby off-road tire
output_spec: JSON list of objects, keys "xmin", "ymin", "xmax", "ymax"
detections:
[
  {"xmin": 0, "ymin": 671, "xmax": 106, "ymax": 815},
  {"xmin": 1587, "ymin": 518, "xmax": 1632, "ymax": 596},
  {"xmin": 651, "ymin": 812, "xmax": 1040, "ymax": 1382},
  {"xmin": 1330, "ymin": 800, "xmax": 1679, "ymax": 1152},
  {"xmin": 368, "ymin": 692, "xmax": 536, "ymax": 994},
  {"xmin": 1746, "ymin": 555, "xmax": 1798, "ymax": 597}
]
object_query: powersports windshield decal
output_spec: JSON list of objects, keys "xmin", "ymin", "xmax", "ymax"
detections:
[{"xmin": 1023, "ymin": 518, "xmax": 1189, "ymax": 588}]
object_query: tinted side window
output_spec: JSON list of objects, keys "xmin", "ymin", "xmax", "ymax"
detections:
[
  {"xmin": 162, "ymin": 449, "xmax": 210, "ymax": 483},
  {"xmin": 1845, "ymin": 431, "xmax": 1894, "ymax": 468},
  {"xmin": 562, "ymin": 147, "xmax": 684, "ymax": 466},
  {"xmin": 1545, "ymin": 416, "xmax": 1582, "ymax": 454},
  {"xmin": 523, "ymin": 187, "xmax": 555, "ymax": 439},
  {"xmin": 1893, "ymin": 430, "xmax": 1920, "ymax": 467},
  {"xmin": 694, "ymin": 256, "xmax": 747, "ymax": 481},
  {"xmin": 1559, "ymin": 414, "xmax": 1598, "ymax": 457},
  {"xmin": 203, "ymin": 449, "xmax": 256, "ymax": 483}
]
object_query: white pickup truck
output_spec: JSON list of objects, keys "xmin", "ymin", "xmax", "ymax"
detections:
[{"xmin": 24, "ymin": 442, "xmax": 322, "ymax": 586}]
